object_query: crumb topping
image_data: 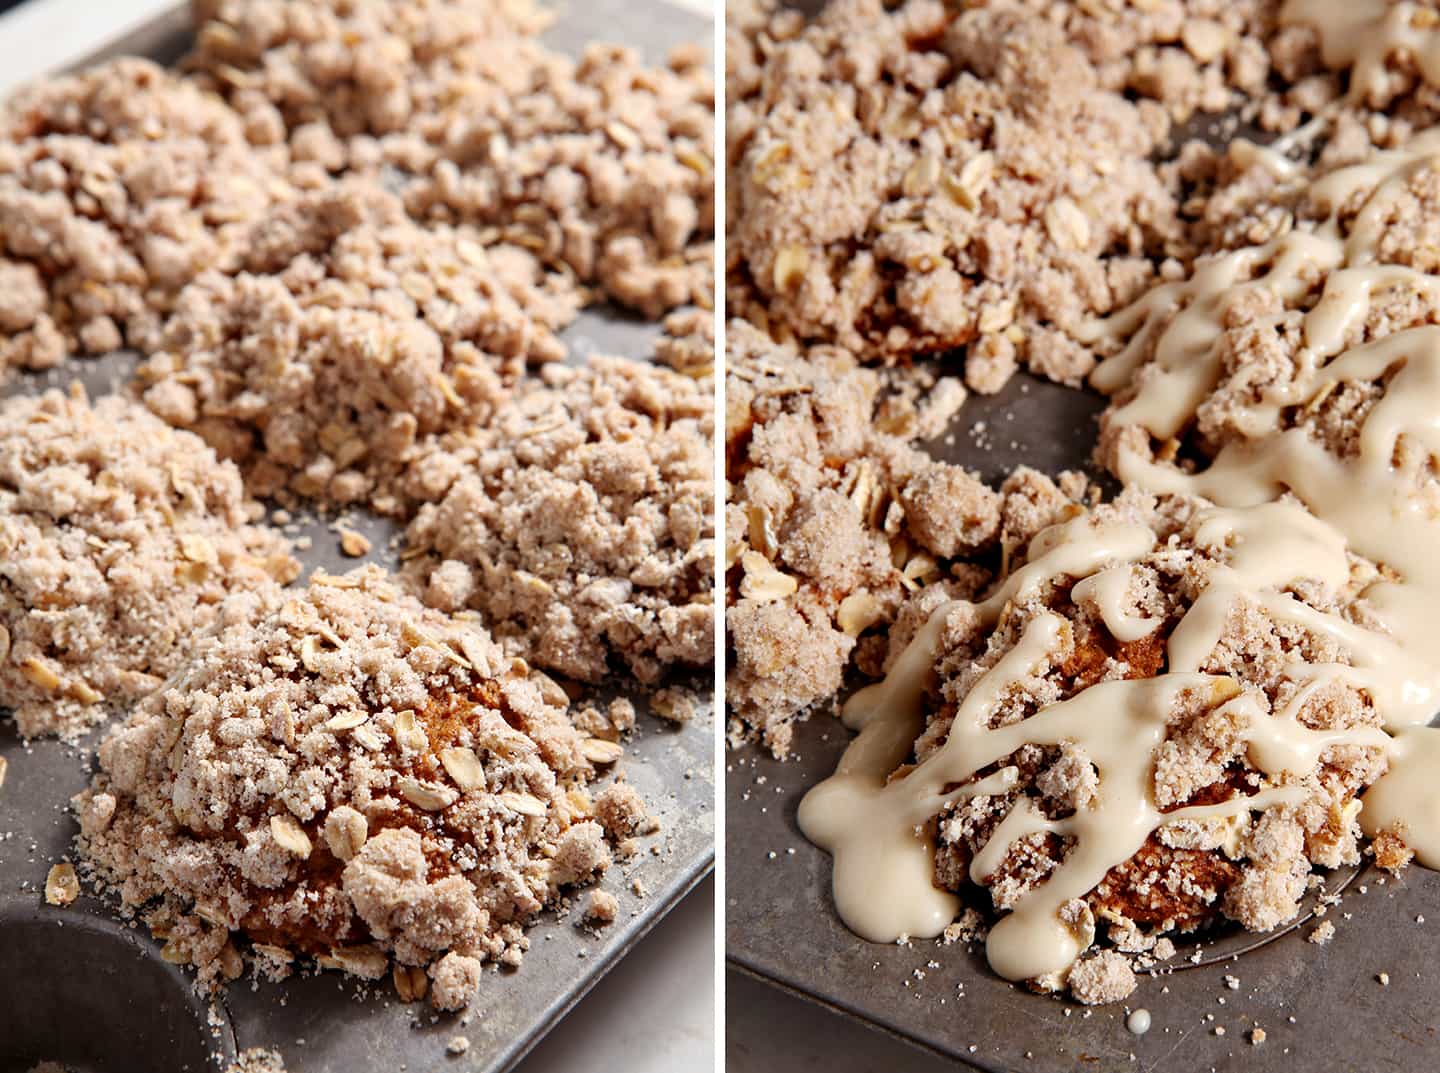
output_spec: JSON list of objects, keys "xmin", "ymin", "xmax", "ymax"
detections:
[
  {"xmin": 0, "ymin": 58, "xmax": 288, "ymax": 374},
  {"xmin": 924, "ymin": 491, "xmax": 1386, "ymax": 954},
  {"xmin": 400, "ymin": 316, "xmax": 714, "ymax": 683},
  {"xmin": 726, "ymin": 0, "xmax": 1440, "ymax": 395},
  {"xmin": 724, "ymin": 318, "xmax": 1088, "ymax": 755},
  {"xmin": 0, "ymin": 0, "xmax": 714, "ymax": 386},
  {"xmin": 184, "ymin": 0, "xmax": 713, "ymax": 316},
  {"xmin": 131, "ymin": 179, "xmax": 582, "ymax": 507},
  {"xmin": 0, "ymin": 387, "xmax": 296, "ymax": 739},
  {"xmin": 1, "ymin": 0, "xmax": 709, "ymax": 1028},
  {"xmin": 77, "ymin": 567, "xmax": 638, "ymax": 1007},
  {"xmin": 727, "ymin": 0, "xmax": 1178, "ymax": 386}
]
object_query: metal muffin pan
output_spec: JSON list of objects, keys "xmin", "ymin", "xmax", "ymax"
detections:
[
  {"xmin": 0, "ymin": 4, "xmax": 715, "ymax": 1070},
  {"xmin": 725, "ymin": 370, "xmax": 1440, "ymax": 1072}
]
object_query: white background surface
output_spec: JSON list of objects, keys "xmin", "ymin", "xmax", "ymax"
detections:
[
  {"xmin": 0, "ymin": 0, "xmax": 180, "ymax": 92},
  {"xmin": 0, "ymin": 0, "xmax": 715, "ymax": 93},
  {"xmin": 0, "ymin": 3, "xmax": 716, "ymax": 1072},
  {"xmin": 523, "ymin": 876, "xmax": 714, "ymax": 1073}
]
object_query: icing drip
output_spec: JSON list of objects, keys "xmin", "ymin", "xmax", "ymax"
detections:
[
  {"xmin": 1361, "ymin": 727, "xmax": 1440, "ymax": 867},
  {"xmin": 1282, "ymin": 0, "xmax": 1440, "ymax": 104},
  {"xmin": 1071, "ymin": 567, "xmax": 1159, "ymax": 643},
  {"xmin": 1087, "ymin": 123, "xmax": 1440, "ymax": 935},
  {"xmin": 1088, "ymin": 128, "xmax": 1440, "ymax": 725}
]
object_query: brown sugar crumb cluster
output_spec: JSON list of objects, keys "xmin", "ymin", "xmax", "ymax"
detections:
[
  {"xmin": 922, "ymin": 490, "xmax": 1387, "ymax": 992},
  {"xmin": 1066, "ymin": 949, "xmax": 1137, "ymax": 1007},
  {"xmin": 183, "ymin": 0, "xmax": 549, "ymax": 142},
  {"xmin": 724, "ymin": 318, "xmax": 1090, "ymax": 755},
  {"xmin": 185, "ymin": 0, "xmax": 715, "ymax": 317},
  {"xmin": 400, "ymin": 317, "xmax": 715, "ymax": 684},
  {"xmin": 131, "ymin": 178, "xmax": 583, "ymax": 508},
  {"xmin": 75, "ymin": 566, "xmax": 650, "ymax": 1010},
  {"xmin": 1157, "ymin": 4, "xmax": 1440, "ymax": 266},
  {"xmin": 227, "ymin": 1049, "xmax": 287, "ymax": 1073},
  {"xmin": 0, "ymin": 387, "xmax": 297, "ymax": 740},
  {"xmin": 0, "ymin": 58, "xmax": 288, "ymax": 375},
  {"xmin": 0, "ymin": 0, "xmax": 712, "ymax": 386},
  {"xmin": 726, "ymin": 0, "xmax": 1183, "ymax": 389}
]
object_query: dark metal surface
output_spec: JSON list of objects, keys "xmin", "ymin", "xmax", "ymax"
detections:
[
  {"xmin": 724, "ymin": 370, "xmax": 1440, "ymax": 1072},
  {"xmin": 0, "ymin": 899, "xmax": 233, "ymax": 1072},
  {"xmin": 0, "ymin": 5, "xmax": 715, "ymax": 1071}
]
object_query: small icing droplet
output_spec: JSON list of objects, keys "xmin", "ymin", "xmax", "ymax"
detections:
[{"xmin": 1126, "ymin": 1008, "xmax": 1152, "ymax": 1036}]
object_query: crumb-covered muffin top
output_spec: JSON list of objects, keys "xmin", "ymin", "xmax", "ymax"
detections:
[{"xmin": 78, "ymin": 566, "xmax": 644, "ymax": 1008}]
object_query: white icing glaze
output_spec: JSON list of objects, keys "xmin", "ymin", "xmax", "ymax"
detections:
[
  {"xmin": 1360, "ymin": 726, "xmax": 1440, "ymax": 866},
  {"xmin": 800, "ymin": 499, "xmax": 1375, "ymax": 981},
  {"xmin": 802, "ymin": 122, "xmax": 1440, "ymax": 989},
  {"xmin": 1283, "ymin": 0, "xmax": 1440, "ymax": 103},
  {"xmin": 1071, "ymin": 567, "xmax": 1159, "ymax": 643},
  {"xmin": 1090, "ymin": 132, "xmax": 1440, "ymax": 728}
]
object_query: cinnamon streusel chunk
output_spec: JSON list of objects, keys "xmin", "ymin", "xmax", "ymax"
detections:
[
  {"xmin": 401, "ymin": 317, "xmax": 715, "ymax": 684},
  {"xmin": 0, "ymin": 387, "xmax": 297, "ymax": 739}
]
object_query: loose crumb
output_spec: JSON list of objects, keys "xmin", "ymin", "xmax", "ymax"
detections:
[
  {"xmin": 227, "ymin": 1049, "xmax": 286, "ymax": 1073},
  {"xmin": 338, "ymin": 529, "xmax": 372, "ymax": 558},
  {"xmin": 585, "ymin": 889, "xmax": 619, "ymax": 924},
  {"xmin": 724, "ymin": 320, "xmax": 1087, "ymax": 755},
  {"xmin": 43, "ymin": 862, "xmax": 79, "ymax": 906},
  {"xmin": 1067, "ymin": 951, "xmax": 1137, "ymax": 1006},
  {"xmin": 431, "ymin": 952, "xmax": 485, "ymax": 1012}
]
